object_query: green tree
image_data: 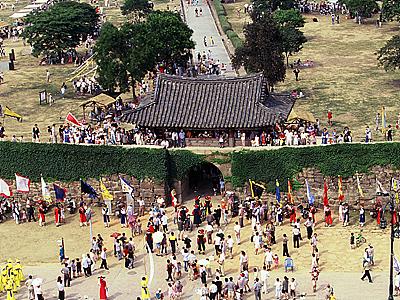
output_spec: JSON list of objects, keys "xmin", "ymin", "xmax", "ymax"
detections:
[
  {"xmin": 23, "ymin": 1, "xmax": 98, "ymax": 58},
  {"xmin": 146, "ymin": 11, "xmax": 195, "ymax": 68},
  {"xmin": 341, "ymin": 0, "xmax": 378, "ymax": 19},
  {"xmin": 377, "ymin": 35, "xmax": 400, "ymax": 71},
  {"xmin": 382, "ymin": 0, "xmax": 400, "ymax": 22},
  {"xmin": 121, "ymin": 0, "xmax": 152, "ymax": 21},
  {"xmin": 273, "ymin": 9, "xmax": 305, "ymax": 27},
  {"xmin": 94, "ymin": 23, "xmax": 130, "ymax": 93},
  {"xmin": 233, "ymin": 12, "xmax": 286, "ymax": 91},
  {"xmin": 273, "ymin": 9, "xmax": 306, "ymax": 66},
  {"xmin": 252, "ymin": 0, "xmax": 297, "ymax": 14}
]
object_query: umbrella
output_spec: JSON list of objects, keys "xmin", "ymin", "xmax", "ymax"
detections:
[
  {"xmin": 153, "ymin": 231, "xmax": 164, "ymax": 244},
  {"xmin": 32, "ymin": 278, "xmax": 43, "ymax": 287},
  {"xmin": 110, "ymin": 232, "xmax": 121, "ymax": 238},
  {"xmin": 198, "ymin": 259, "xmax": 210, "ymax": 266}
]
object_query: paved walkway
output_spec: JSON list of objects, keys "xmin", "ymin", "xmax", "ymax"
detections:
[{"xmin": 183, "ymin": 0, "xmax": 235, "ymax": 76}]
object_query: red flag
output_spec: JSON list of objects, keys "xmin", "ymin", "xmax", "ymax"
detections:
[
  {"xmin": 323, "ymin": 179, "xmax": 329, "ymax": 206},
  {"xmin": 338, "ymin": 176, "xmax": 345, "ymax": 201},
  {"xmin": 65, "ymin": 112, "xmax": 81, "ymax": 126},
  {"xmin": 287, "ymin": 179, "xmax": 294, "ymax": 204}
]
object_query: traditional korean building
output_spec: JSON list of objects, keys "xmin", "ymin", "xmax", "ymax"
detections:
[{"xmin": 121, "ymin": 73, "xmax": 295, "ymax": 147}]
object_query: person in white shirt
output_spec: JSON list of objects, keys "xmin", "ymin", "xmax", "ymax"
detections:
[
  {"xmin": 161, "ymin": 213, "xmax": 168, "ymax": 233},
  {"xmin": 57, "ymin": 276, "xmax": 65, "ymax": 300},
  {"xmin": 289, "ymin": 278, "xmax": 298, "ymax": 298},
  {"xmin": 264, "ymin": 248, "xmax": 273, "ymax": 271},
  {"xmin": 226, "ymin": 235, "xmax": 234, "ymax": 258},
  {"xmin": 138, "ymin": 199, "xmax": 145, "ymax": 216},
  {"xmin": 260, "ymin": 265, "xmax": 269, "ymax": 294},
  {"xmin": 100, "ymin": 248, "xmax": 109, "ymax": 270},
  {"xmin": 234, "ymin": 222, "xmax": 241, "ymax": 244},
  {"xmin": 275, "ymin": 278, "xmax": 282, "ymax": 299}
]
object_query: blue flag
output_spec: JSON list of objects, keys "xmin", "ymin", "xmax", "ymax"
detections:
[
  {"xmin": 53, "ymin": 184, "xmax": 66, "ymax": 201},
  {"xmin": 306, "ymin": 179, "xmax": 315, "ymax": 205},
  {"xmin": 275, "ymin": 179, "xmax": 281, "ymax": 203},
  {"xmin": 80, "ymin": 179, "xmax": 97, "ymax": 199}
]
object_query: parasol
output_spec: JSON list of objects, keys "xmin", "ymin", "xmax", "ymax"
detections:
[
  {"xmin": 198, "ymin": 259, "xmax": 210, "ymax": 266},
  {"xmin": 110, "ymin": 232, "xmax": 121, "ymax": 238},
  {"xmin": 32, "ymin": 278, "xmax": 43, "ymax": 287},
  {"xmin": 153, "ymin": 231, "xmax": 164, "ymax": 244}
]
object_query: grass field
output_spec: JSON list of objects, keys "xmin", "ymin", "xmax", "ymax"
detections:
[
  {"xmin": 0, "ymin": 0, "xmax": 177, "ymax": 139},
  {"xmin": 222, "ymin": 3, "xmax": 400, "ymax": 141}
]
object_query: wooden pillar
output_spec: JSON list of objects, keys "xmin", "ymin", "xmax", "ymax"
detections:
[{"xmin": 228, "ymin": 130, "xmax": 235, "ymax": 147}]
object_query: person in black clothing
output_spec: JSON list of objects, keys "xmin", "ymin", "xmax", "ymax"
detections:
[
  {"xmin": 26, "ymin": 200, "xmax": 36, "ymax": 222},
  {"xmin": 166, "ymin": 260, "xmax": 173, "ymax": 281},
  {"xmin": 387, "ymin": 125, "xmax": 393, "ymax": 141},
  {"xmin": 215, "ymin": 276, "xmax": 223, "ymax": 298},
  {"xmin": 214, "ymin": 205, "xmax": 222, "ymax": 227},
  {"xmin": 293, "ymin": 68, "xmax": 300, "ymax": 81}
]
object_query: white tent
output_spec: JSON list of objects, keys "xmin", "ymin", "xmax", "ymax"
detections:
[
  {"xmin": 10, "ymin": 12, "xmax": 30, "ymax": 18},
  {"xmin": 25, "ymin": 4, "xmax": 43, "ymax": 8}
]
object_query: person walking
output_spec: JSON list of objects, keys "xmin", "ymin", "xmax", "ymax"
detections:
[
  {"xmin": 99, "ymin": 276, "xmax": 108, "ymax": 300},
  {"xmin": 253, "ymin": 278, "xmax": 263, "ymax": 300},
  {"xmin": 100, "ymin": 248, "xmax": 109, "ymax": 270},
  {"xmin": 361, "ymin": 261, "xmax": 373, "ymax": 283},
  {"xmin": 260, "ymin": 265, "xmax": 269, "ymax": 294},
  {"xmin": 282, "ymin": 234, "xmax": 290, "ymax": 257},
  {"xmin": 293, "ymin": 68, "xmax": 300, "ymax": 81},
  {"xmin": 57, "ymin": 276, "xmax": 65, "ymax": 300},
  {"xmin": 61, "ymin": 263, "xmax": 70, "ymax": 287},
  {"xmin": 292, "ymin": 226, "xmax": 300, "ymax": 248}
]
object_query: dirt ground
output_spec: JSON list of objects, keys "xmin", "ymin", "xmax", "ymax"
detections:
[{"xmin": 0, "ymin": 196, "xmax": 394, "ymax": 276}]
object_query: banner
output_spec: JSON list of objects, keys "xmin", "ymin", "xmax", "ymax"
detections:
[
  {"xmin": 287, "ymin": 179, "xmax": 294, "ymax": 204},
  {"xmin": 15, "ymin": 173, "xmax": 30, "ymax": 193},
  {"xmin": 4, "ymin": 106, "xmax": 22, "ymax": 121},
  {"xmin": 338, "ymin": 176, "xmax": 344, "ymax": 201},
  {"xmin": 120, "ymin": 176, "xmax": 134, "ymax": 195},
  {"xmin": 249, "ymin": 179, "xmax": 265, "ymax": 198},
  {"xmin": 53, "ymin": 184, "xmax": 67, "ymax": 201},
  {"xmin": 356, "ymin": 172, "xmax": 364, "ymax": 198},
  {"xmin": 80, "ymin": 179, "xmax": 97, "ymax": 199},
  {"xmin": 392, "ymin": 178, "xmax": 399, "ymax": 204},
  {"xmin": 66, "ymin": 112, "xmax": 82, "ymax": 127},
  {"xmin": 382, "ymin": 106, "xmax": 387, "ymax": 134},
  {"xmin": 376, "ymin": 179, "xmax": 389, "ymax": 196},
  {"xmin": 323, "ymin": 179, "xmax": 329, "ymax": 206},
  {"xmin": 0, "ymin": 179, "xmax": 12, "ymax": 198},
  {"xmin": 41, "ymin": 176, "xmax": 51, "ymax": 202},
  {"xmin": 275, "ymin": 179, "xmax": 281, "ymax": 203},
  {"xmin": 100, "ymin": 180, "xmax": 113, "ymax": 201},
  {"xmin": 306, "ymin": 179, "xmax": 315, "ymax": 205}
]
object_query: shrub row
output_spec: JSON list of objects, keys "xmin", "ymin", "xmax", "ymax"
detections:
[{"xmin": 213, "ymin": 0, "xmax": 243, "ymax": 49}]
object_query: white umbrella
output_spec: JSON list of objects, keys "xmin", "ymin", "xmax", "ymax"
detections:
[
  {"xmin": 198, "ymin": 259, "xmax": 210, "ymax": 266},
  {"xmin": 153, "ymin": 231, "xmax": 164, "ymax": 244},
  {"xmin": 32, "ymin": 278, "xmax": 43, "ymax": 287}
]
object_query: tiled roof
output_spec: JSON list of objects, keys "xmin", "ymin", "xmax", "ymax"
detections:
[{"xmin": 121, "ymin": 73, "xmax": 294, "ymax": 129}]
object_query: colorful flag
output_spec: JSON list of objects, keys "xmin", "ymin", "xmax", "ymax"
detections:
[
  {"xmin": 120, "ymin": 176, "xmax": 134, "ymax": 194},
  {"xmin": 395, "ymin": 256, "xmax": 400, "ymax": 274},
  {"xmin": 382, "ymin": 106, "xmax": 387, "ymax": 133},
  {"xmin": 275, "ymin": 179, "xmax": 281, "ymax": 203},
  {"xmin": 66, "ymin": 112, "xmax": 82, "ymax": 127},
  {"xmin": 376, "ymin": 179, "xmax": 389, "ymax": 196},
  {"xmin": 392, "ymin": 178, "xmax": 399, "ymax": 204},
  {"xmin": 100, "ymin": 180, "xmax": 113, "ymax": 201},
  {"xmin": 4, "ymin": 106, "xmax": 22, "ymax": 121},
  {"xmin": 53, "ymin": 184, "xmax": 67, "ymax": 201},
  {"xmin": 323, "ymin": 179, "xmax": 329, "ymax": 207},
  {"xmin": 249, "ymin": 180, "xmax": 265, "ymax": 198},
  {"xmin": 15, "ymin": 173, "xmax": 30, "ymax": 193},
  {"xmin": 0, "ymin": 179, "xmax": 12, "ymax": 198},
  {"xmin": 80, "ymin": 179, "xmax": 97, "ymax": 199},
  {"xmin": 306, "ymin": 179, "xmax": 315, "ymax": 205},
  {"xmin": 41, "ymin": 176, "xmax": 51, "ymax": 202},
  {"xmin": 356, "ymin": 172, "xmax": 364, "ymax": 198},
  {"xmin": 287, "ymin": 179, "xmax": 294, "ymax": 204},
  {"xmin": 338, "ymin": 176, "xmax": 345, "ymax": 201}
]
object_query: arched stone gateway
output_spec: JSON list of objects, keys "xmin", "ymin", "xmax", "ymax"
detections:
[{"xmin": 173, "ymin": 162, "xmax": 226, "ymax": 203}]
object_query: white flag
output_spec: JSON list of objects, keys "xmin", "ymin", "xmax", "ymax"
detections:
[
  {"xmin": 0, "ymin": 179, "xmax": 12, "ymax": 198},
  {"xmin": 120, "ymin": 176, "xmax": 134, "ymax": 194},
  {"xmin": 41, "ymin": 176, "xmax": 51, "ymax": 202},
  {"xmin": 15, "ymin": 173, "xmax": 30, "ymax": 193},
  {"xmin": 394, "ymin": 256, "xmax": 400, "ymax": 273},
  {"xmin": 376, "ymin": 179, "xmax": 389, "ymax": 196}
]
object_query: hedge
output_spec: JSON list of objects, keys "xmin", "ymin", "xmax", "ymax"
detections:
[
  {"xmin": 212, "ymin": 0, "xmax": 243, "ymax": 49},
  {"xmin": 231, "ymin": 143, "xmax": 400, "ymax": 191},
  {"xmin": 0, "ymin": 142, "xmax": 168, "ymax": 182}
]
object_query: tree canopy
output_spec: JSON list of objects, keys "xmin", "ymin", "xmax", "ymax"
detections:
[
  {"xmin": 382, "ymin": 0, "xmax": 400, "ymax": 22},
  {"xmin": 233, "ymin": 12, "xmax": 286, "ymax": 91},
  {"xmin": 252, "ymin": 0, "xmax": 298, "ymax": 13},
  {"xmin": 23, "ymin": 1, "xmax": 98, "ymax": 57},
  {"xmin": 377, "ymin": 35, "xmax": 400, "ymax": 71},
  {"xmin": 121, "ymin": 0, "xmax": 152, "ymax": 21},
  {"xmin": 95, "ymin": 11, "xmax": 194, "ymax": 94},
  {"xmin": 340, "ymin": 0, "xmax": 378, "ymax": 18},
  {"xmin": 273, "ymin": 9, "xmax": 305, "ymax": 27}
]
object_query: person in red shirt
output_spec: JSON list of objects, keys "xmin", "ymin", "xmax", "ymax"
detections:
[{"xmin": 327, "ymin": 110, "xmax": 333, "ymax": 126}]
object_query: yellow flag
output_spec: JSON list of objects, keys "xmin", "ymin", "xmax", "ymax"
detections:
[
  {"xmin": 4, "ymin": 106, "xmax": 22, "ymax": 121},
  {"xmin": 356, "ymin": 172, "xmax": 364, "ymax": 198},
  {"xmin": 100, "ymin": 180, "xmax": 113, "ymax": 201}
]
